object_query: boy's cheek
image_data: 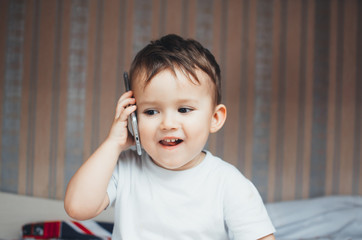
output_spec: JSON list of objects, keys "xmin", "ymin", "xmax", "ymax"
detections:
[{"xmin": 137, "ymin": 117, "xmax": 151, "ymax": 135}]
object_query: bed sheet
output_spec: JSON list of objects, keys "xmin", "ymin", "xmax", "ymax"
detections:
[{"xmin": 266, "ymin": 195, "xmax": 362, "ymax": 240}]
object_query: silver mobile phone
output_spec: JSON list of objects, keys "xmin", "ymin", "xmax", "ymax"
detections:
[{"xmin": 124, "ymin": 72, "xmax": 142, "ymax": 155}]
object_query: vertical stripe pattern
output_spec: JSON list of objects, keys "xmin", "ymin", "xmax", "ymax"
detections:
[
  {"xmin": 1, "ymin": 0, "xmax": 25, "ymax": 193},
  {"xmin": 0, "ymin": 0, "xmax": 361, "ymax": 201},
  {"xmin": 309, "ymin": 0, "xmax": 330, "ymax": 198},
  {"xmin": 64, "ymin": 0, "xmax": 89, "ymax": 187},
  {"xmin": 251, "ymin": 0, "xmax": 274, "ymax": 201}
]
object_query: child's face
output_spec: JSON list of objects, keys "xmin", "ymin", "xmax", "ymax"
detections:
[{"xmin": 133, "ymin": 68, "xmax": 218, "ymax": 171}]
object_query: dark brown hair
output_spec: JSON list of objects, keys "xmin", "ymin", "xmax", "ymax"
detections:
[{"xmin": 129, "ymin": 34, "xmax": 221, "ymax": 104}]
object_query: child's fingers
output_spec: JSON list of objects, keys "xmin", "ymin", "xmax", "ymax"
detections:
[
  {"xmin": 115, "ymin": 98, "xmax": 136, "ymax": 119},
  {"xmin": 115, "ymin": 92, "xmax": 136, "ymax": 119},
  {"xmin": 118, "ymin": 105, "xmax": 137, "ymax": 122},
  {"xmin": 117, "ymin": 90, "xmax": 133, "ymax": 104}
]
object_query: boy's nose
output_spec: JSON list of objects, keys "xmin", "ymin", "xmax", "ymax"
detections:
[{"xmin": 160, "ymin": 112, "xmax": 179, "ymax": 130}]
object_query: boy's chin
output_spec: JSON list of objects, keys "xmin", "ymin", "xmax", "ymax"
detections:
[
  {"xmin": 150, "ymin": 155, "xmax": 205, "ymax": 171},
  {"xmin": 150, "ymin": 158, "xmax": 182, "ymax": 170},
  {"xmin": 146, "ymin": 147, "xmax": 206, "ymax": 170}
]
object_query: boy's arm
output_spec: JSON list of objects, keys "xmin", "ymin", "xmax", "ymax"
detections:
[
  {"xmin": 258, "ymin": 234, "xmax": 275, "ymax": 240},
  {"xmin": 64, "ymin": 91, "xmax": 137, "ymax": 220}
]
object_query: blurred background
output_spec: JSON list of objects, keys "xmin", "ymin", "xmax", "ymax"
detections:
[{"xmin": 0, "ymin": 0, "xmax": 361, "ymax": 203}]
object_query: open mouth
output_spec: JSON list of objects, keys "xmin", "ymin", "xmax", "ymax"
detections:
[{"xmin": 159, "ymin": 138, "xmax": 183, "ymax": 147}]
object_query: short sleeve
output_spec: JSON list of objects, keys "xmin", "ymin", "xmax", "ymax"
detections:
[
  {"xmin": 223, "ymin": 168, "xmax": 275, "ymax": 239},
  {"xmin": 106, "ymin": 165, "xmax": 119, "ymax": 209},
  {"xmin": 106, "ymin": 150, "xmax": 139, "ymax": 209}
]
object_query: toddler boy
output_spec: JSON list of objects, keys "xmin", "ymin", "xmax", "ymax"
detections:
[{"xmin": 65, "ymin": 34, "xmax": 275, "ymax": 239}]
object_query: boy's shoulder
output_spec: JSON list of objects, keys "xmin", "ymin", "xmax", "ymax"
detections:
[
  {"xmin": 205, "ymin": 151, "xmax": 241, "ymax": 171},
  {"xmin": 204, "ymin": 151, "xmax": 247, "ymax": 180}
]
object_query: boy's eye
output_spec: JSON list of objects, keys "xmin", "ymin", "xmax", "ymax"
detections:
[
  {"xmin": 144, "ymin": 109, "xmax": 159, "ymax": 115},
  {"xmin": 178, "ymin": 107, "xmax": 193, "ymax": 113}
]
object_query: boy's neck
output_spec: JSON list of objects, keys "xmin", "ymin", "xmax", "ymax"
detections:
[{"xmin": 151, "ymin": 151, "xmax": 206, "ymax": 171}]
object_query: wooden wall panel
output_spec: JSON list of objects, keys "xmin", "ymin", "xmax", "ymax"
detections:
[
  {"xmin": 164, "ymin": 1, "xmax": 183, "ymax": 35},
  {"xmin": 244, "ymin": 0, "xmax": 256, "ymax": 180},
  {"xmin": 207, "ymin": 0, "xmax": 223, "ymax": 156},
  {"xmin": 54, "ymin": 0, "xmax": 71, "ymax": 200},
  {"xmin": 32, "ymin": 0, "xmax": 57, "ymax": 197},
  {"xmin": 1, "ymin": 0, "xmax": 27, "ymax": 193},
  {"xmin": 282, "ymin": 0, "xmax": 301, "ymax": 201},
  {"xmin": 0, "ymin": 1, "xmax": 10, "ymax": 182},
  {"xmin": 83, "ymin": 0, "xmax": 98, "ymax": 165},
  {"xmin": 357, "ymin": 0, "xmax": 362, "ymax": 196},
  {"xmin": 223, "ymin": 0, "xmax": 243, "ymax": 168},
  {"xmin": 0, "ymin": 0, "xmax": 361, "ymax": 201},
  {"xmin": 267, "ymin": 0, "xmax": 281, "ymax": 203},
  {"xmin": 98, "ymin": 0, "xmax": 122, "ymax": 143},
  {"xmin": 339, "ymin": 0, "xmax": 357, "ymax": 195},
  {"xmin": 18, "ymin": 0, "xmax": 33, "ymax": 195},
  {"xmin": 300, "ymin": 0, "xmax": 314, "ymax": 199},
  {"xmin": 326, "ymin": 0, "xmax": 338, "ymax": 196}
]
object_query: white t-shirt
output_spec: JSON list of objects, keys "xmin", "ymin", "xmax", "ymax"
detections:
[{"xmin": 107, "ymin": 150, "xmax": 275, "ymax": 240}]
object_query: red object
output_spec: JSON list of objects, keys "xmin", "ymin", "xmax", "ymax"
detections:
[
  {"xmin": 22, "ymin": 220, "xmax": 113, "ymax": 239},
  {"xmin": 23, "ymin": 221, "xmax": 61, "ymax": 239}
]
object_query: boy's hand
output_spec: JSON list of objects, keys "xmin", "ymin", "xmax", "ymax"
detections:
[
  {"xmin": 65, "ymin": 92, "xmax": 136, "ymax": 220},
  {"xmin": 107, "ymin": 91, "xmax": 137, "ymax": 150}
]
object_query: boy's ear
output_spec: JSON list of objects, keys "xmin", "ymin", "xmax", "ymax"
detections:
[{"xmin": 210, "ymin": 104, "xmax": 227, "ymax": 133}]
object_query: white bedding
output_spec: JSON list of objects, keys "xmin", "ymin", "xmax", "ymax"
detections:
[
  {"xmin": 1, "ymin": 192, "xmax": 361, "ymax": 239},
  {"xmin": 266, "ymin": 195, "xmax": 362, "ymax": 240},
  {"xmin": 0, "ymin": 192, "xmax": 114, "ymax": 239}
]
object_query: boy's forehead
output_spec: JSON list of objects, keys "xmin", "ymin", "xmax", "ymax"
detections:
[
  {"xmin": 132, "ymin": 67, "xmax": 212, "ymax": 89},
  {"xmin": 133, "ymin": 68, "xmax": 216, "ymax": 107}
]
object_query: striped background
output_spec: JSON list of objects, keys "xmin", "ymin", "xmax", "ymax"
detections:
[{"xmin": 0, "ymin": 0, "xmax": 361, "ymax": 202}]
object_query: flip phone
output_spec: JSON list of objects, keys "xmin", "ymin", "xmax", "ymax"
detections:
[{"xmin": 123, "ymin": 72, "xmax": 142, "ymax": 155}]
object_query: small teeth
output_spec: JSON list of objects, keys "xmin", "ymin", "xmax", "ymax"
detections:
[{"xmin": 164, "ymin": 139, "xmax": 179, "ymax": 143}]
